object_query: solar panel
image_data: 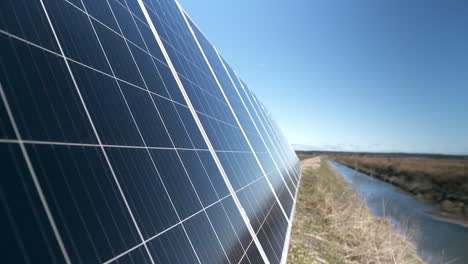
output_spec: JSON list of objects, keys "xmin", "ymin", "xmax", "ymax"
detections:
[{"xmin": 0, "ymin": 0, "xmax": 302, "ymax": 263}]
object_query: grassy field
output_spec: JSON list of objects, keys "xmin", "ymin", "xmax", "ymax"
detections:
[
  {"xmin": 333, "ymin": 156, "xmax": 468, "ymax": 217},
  {"xmin": 288, "ymin": 157, "xmax": 424, "ymax": 264}
]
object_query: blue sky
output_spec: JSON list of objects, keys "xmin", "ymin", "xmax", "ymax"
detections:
[{"xmin": 179, "ymin": 0, "xmax": 468, "ymax": 154}]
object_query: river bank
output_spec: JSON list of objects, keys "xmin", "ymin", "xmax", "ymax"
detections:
[
  {"xmin": 333, "ymin": 156, "xmax": 468, "ymax": 221},
  {"xmin": 288, "ymin": 157, "xmax": 423, "ymax": 264}
]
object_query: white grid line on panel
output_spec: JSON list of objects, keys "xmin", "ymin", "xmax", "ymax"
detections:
[
  {"xmin": 0, "ymin": 138, "xmax": 270, "ymax": 155},
  {"xmin": 0, "ymin": 82, "xmax": 72, "ymax": 264},
  {"xmin": 177, "ymin": 5, "xmax": 290, "ymax": 224},
  {"xmin": 0, "ymin": 138, "xmax": 206, "ymax": 151},
  {"xmin": 216, "ymin": 53, "xmax": 295, "ymax": 200},
  {"xmin": 40, "ymin": 0, "xmax": 160, "ymax": 262},
  {"xmin": 137, "ymin": 1, "xmax": 271, "ymax": 263},
  {"xmin": 234, "ymin": 75, "xmax": 299, "ymax": 188}
]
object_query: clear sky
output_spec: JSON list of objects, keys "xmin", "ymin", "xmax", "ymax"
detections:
[{"xmin": 178, "ymin": 0, "xmax": 468, "ymax": 155}]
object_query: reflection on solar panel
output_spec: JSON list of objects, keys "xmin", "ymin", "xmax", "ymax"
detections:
[{"xmin": 0, "ymin": 0, "xmax": 301, "ymax": 263}]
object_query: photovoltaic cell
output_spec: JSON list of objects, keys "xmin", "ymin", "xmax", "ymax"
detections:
[
  {"xmin": 0, "ymin": 0, "xmax": 301, "ymax": 263},
  {"xmin": 1, "ymin": 144, "xmax": 66, "ymax": 264}
]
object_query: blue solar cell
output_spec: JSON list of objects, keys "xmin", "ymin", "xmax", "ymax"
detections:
[
  {"xmin": 183, "ymin": 212, "xmax": 230, "ymax": 263},
  {"xmin": 70, "ymin": 63, "xmax": 145, "ymax": 146},
  {"xmin": 146, "ymin": 225, "xmax": 199, "ymax": 264},
  {"xmin": 206, "ymin": 202, "xmax": 246, "ymax": 263},
  {"xmin": 0, "ymin": 0, "xmax": 60, "ymax": 52},
  {"xmin": 105, "ymin": 147, "xmax": 179, "ymax": 238},
  {"xmin": 178, "ymin": 150, "xmax": 221, "ymax": 206},
  {"xmin": 0, "ymin": 100, "xmax": 14, "ymax": 139},
  {"xmin": 1, "ymin": 144, "xmax": 66, "ymax": 264}
]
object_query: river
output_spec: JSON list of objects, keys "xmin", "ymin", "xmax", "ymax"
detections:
[{"xmin": 328, "ymin": 161, "xmax": 468, "ymax": 264}]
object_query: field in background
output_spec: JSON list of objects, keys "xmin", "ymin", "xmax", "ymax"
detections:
[
  {"xmin": 329, "ymin": 156, "xmax": 468, "ymax": 218},
  {"xmin": 288, "ymin": 157, "xmax": 423, "ymax": 264}
]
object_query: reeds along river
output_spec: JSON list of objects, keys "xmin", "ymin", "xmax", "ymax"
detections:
[{"xmin": 328, "ymin": 161, "xmax": 468, "ymax": 264}]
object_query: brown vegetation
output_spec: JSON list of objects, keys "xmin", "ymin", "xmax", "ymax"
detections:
[
  {"xmin": 288, "ymin": 157, "xmax": 424, "ymax": 264},
  {"xmin": 333, "ymin": 156, "xmax": 468, "ymax": 217}
]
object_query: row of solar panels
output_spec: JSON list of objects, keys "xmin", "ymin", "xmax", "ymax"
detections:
[{"xmin": 0, "ymin": 0, "xmax": 301, "ymax": 263}]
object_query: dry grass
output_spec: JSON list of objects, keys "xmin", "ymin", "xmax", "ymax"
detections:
[
  {"xmin": 288, "ymin": 157, "xmax": 424, "ymax": 264},
  {"xmin": 334, "ymin": 156, "xmax": 468, "ymax": 216},
  {"xmin": 335, "ymin": 157, "xmax": 467, "ymax": 183}
]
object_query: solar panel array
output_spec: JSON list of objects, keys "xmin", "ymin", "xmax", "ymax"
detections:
[{"xmin": 0, "ymin": 0, "xmax": 301, "ymax": 263}]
